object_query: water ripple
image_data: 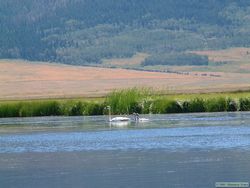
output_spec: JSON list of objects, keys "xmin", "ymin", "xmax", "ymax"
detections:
[{"xmin": 1, "ymin": 125, "xmax": 250, "ymax": 153}]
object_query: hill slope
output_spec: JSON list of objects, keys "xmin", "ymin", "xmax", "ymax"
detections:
[
  {"xmin": 1, "ymin": 1, "xmax": 250, "ymax": 68},
  {"xmin": 1, "ymin": 60, "xmax": 250, "ymax": 100}
]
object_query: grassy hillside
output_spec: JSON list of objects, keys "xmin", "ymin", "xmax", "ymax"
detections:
[
  {"xmin": 1, "ymin": 1, "xmax": 250, "ymax": 69},
  {"xmin": 2, "ymin": 60, "xmax": 250, "ymax": 100}
]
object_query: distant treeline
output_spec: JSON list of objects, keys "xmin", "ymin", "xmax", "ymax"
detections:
[
  {"xmin": 142, "ymin": 53, "xmax": 209, "ymax": 66},
  {"xmin": 1, "ymin": 89, "xmax": 250, "ymax": 118},
  {"xmin": 1, "ymin": 1, "xmax": 250, "ymax": 66}
]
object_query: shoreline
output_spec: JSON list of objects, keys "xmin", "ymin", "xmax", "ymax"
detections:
[{"xmin": 1, "ymin": 89, "xmax": 250, "ymax": 118}]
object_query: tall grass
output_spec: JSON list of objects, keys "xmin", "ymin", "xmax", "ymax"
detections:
[
  {"xmin": 0, "ymin": 103, "xmax": 21, "ymax": 117},
  {"xmin": 61, "ymin": 101, "xmax": 85, "ymax": 116},
  {"xmin": 205, "ymin": 97, "xmax": 227, "ymax": 112},
  {"xmin": 16, "ymin": 101, "xmax": 61, "ymax": 117},
  {"xmin": 84, "ymin": 102, "xmax": 105, "ymax": 115},
  {"xmin": 105, "ymin": 88, "xmax": 151, "ymax": 114},
  {"xmin": 182, "ymin": 98, "xmax": 205, "ymax": 113},
  {"xmin": 1, "ymin": 89, "xmax": 250, "ymax": 118},
  {"xmin": 151, "ymin": 99, "xmax": 182, "ymax": 114},
  {"xmin": 239, "ymin": 98, "xmax": 250, "ymax": 111},
  {"xmin": 226, "ymin": 98, "xmax": 238, "ymax": 112}
]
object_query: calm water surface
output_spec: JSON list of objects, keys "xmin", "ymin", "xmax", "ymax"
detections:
[{"xmin": 0, "ymin": 112, "xmax": 250, "ymax": 188}]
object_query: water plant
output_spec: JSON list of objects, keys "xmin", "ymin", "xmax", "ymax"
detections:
[
  {"xmin": 1, "ymin": 89, "xmax": 250, "ymax": 118},
  {"xmin": 239, "ymin": 98, "xmax": 250, "ymax": 111},
  {"xmin": 182, "ymin": 98, "xmax": 206, "ymax": 113},
  {"xmin": 226, "ymin": 98, "xmax": 238, "ymax": 112},
  {"xmin": 0, "ymin": 103, "xmax": 21, "ymax": 117},
  {"xmin": 84, "ymin": 102, "xmax": 104, "ymax": 116},
  {"xmin": 105, "ymin": 88, "xmax": 150, "ymax": 114},
  {"xmin": 68, "ymin": 101, "xmax": 85, "ymax": 116},
  {"xmin": 151, "ymin": 99, "xmax": 182, "ymax": 114},
  {"xmin": 205, "ymin": 97, "xmax": 227, "ymax": 112}
]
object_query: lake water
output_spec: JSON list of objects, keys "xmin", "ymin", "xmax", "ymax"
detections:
[{"xmin": 0, "ymin": 112, "xmax": 250, "ymax": 188}]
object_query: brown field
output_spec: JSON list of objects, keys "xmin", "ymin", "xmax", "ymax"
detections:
[
  {"xmin": 1, "ymin": 59, "xmax": 250, "ymax": 100},
  {"xmin": 103, "ymin": 53, "xmax": 149, "ymax": 67},
  {"xmin": 191, "ymin": 47, "xmax": 250, "ymax": 63},
  {"xmin": 164, "ymin": 47, "xmax": 250, "ymax": 74}
]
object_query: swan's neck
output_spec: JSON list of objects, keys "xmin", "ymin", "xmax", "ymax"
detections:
[{"xmin": 108, "ymin": 108, "xmax": 111, "ymax": 122}]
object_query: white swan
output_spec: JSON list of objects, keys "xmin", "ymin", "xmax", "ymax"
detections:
[
  {"xmin": 137, "ymin": 118, "xmax": 150, "ymax": 122},
  {"xmin": 107, "ymin": 106, "xmax": 130, "ymax": 122},
  {"xmin": 133, "ymin": 113, "xmax": 149, "ymax": 122}
]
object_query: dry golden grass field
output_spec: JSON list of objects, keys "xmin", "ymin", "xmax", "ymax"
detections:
[
  {"xmin": 103, "ymin": 53, "xmax": 149, "ymax": 68},
  {"xmin": 144, "ymin": 48, "xmax": 250, "ymax": 74},
  {"xmin": 1, "ymin": 59, "xmax": 250, "ymax": 100},
  {"xmin": 191, "ymin": 47, "xmax": 250, "ymax": 63},
  {"xmin": 188, "ymin": 47, "xmax": 250, "ymax": 73}
]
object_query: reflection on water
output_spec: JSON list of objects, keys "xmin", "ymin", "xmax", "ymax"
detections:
[{"xmin": 0, "ymin": 112, "xmax": 250, "ymax": 188}]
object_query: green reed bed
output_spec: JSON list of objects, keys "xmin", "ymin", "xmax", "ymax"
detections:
[
  {"xmin": 105, "ymin": 88, "xmax": 151, "ymax": 114},
  {"xmin": 0, "ymin": 100, "xmax": 104, "ymax": 118},
  {"xmin": 1, "ymin": 89, "xmax": 250, "ymax": 117}
]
